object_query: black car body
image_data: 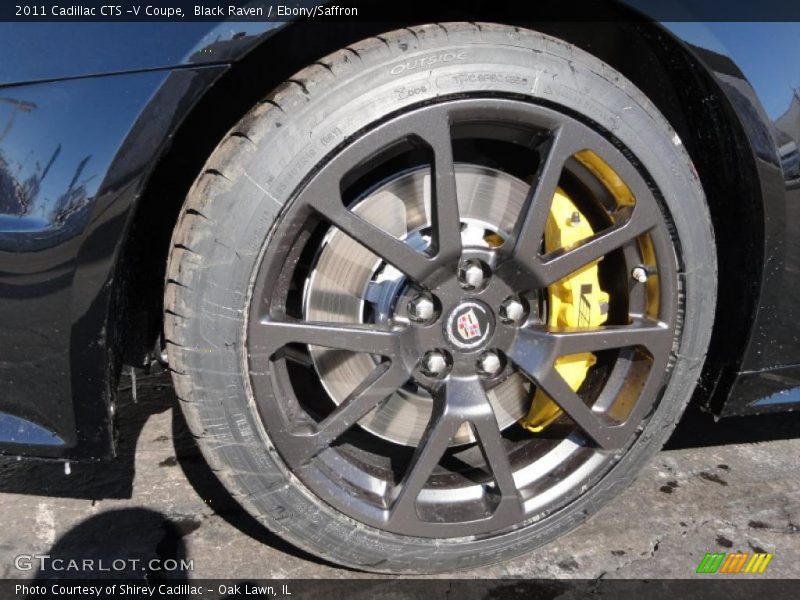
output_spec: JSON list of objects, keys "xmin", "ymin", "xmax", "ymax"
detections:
[{"xmin": 1, "ymin": 6, "xmax": 799, "ymax": 464}]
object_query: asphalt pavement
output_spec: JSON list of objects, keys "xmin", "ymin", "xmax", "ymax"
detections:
[{"xmin": 1, "ymin": 368, "xmax": 799, "ymax": 580}]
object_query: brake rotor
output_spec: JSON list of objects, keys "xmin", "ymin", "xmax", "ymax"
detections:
[{"xmin": 303, "ymin": 165, "xmax": 531, "ymax": 447}]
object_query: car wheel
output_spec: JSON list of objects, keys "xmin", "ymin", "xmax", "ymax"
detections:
[{"xmin": 164, "ymin": 22, "xmax": 716, "ymax": 573}]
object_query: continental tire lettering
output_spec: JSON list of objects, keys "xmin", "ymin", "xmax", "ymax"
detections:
[
  {"xmin": 443, "ymin": 71, "xmax": 530, "ymax": 88},
  {"xmin": 394, "ymin": 82, "xmax": 430, "ymax": 101},
  {"xmin": 390, "ymin": 51, "xmax": 468, "ymax": 75},
  {"xmin": 320, "ymin": 127, "xmax": 343, "ymax": 146},
  {"xmin": 550, "ymin": 85, "xmax": 621, "ymax": 132},
  {"xmin": 274, "ymin": 146, "xmax": 317, "ymax": 196}
]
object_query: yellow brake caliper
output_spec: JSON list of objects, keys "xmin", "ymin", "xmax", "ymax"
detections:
[{"xmin": 520, "ymin": 187, "xmax": 609, "ymax": 433}]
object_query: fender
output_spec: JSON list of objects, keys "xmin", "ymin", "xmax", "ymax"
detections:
[
  {"xmin": 659, "ymin": 22, "xmax": 800, "ymax": 414},
  {"xmin": 0, "ymin": 22, "xmax": 279, "ymax": 459},
  {"xmin": 0, "ymin": 22, "xmax": 277, "ymax": 86}
]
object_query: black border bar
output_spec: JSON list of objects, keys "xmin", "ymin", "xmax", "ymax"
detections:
[
  {"xmin": 5, "ymin": 579, "xmax": 800, "ymax": 600},
  {"xmin": 4, "ymin": 0, "xmax": 800, "ymax": 22}
]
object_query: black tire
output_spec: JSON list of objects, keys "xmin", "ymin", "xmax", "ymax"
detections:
[{"xmin": 165, "ymin": 22, "xmax": 716, "ymax": 573}]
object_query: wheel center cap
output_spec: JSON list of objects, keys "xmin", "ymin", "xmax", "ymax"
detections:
[{"xmin": 444, "ymin": 300, "xmax": 494, "ymax": 351}]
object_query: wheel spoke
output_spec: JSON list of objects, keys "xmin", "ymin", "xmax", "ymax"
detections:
[
  {"xmin": 389, "ymin": 378, "xmax": 522, "ymax": 525},
  {"xmin": 537, "ymin": 203, "xmax": 660, "ymax": 286},
  {"xmin": 305, "ymin": 173, "xmax": 435, "ymax": 283},
  {"xmin": 418, "ymin": 116, "xmax": 462, "ymax": 262},
  {"xmin": 286, "ymin": 361, "xmax": 410, "ymax": 464},
  {"xmin": 250, "ymin": 318, "xmax": 405, "ymax": 358},
  {"xmin": 299, "ymin": 105, "xmax": 462, "ymax": 284},
  {"xmin": 457, "ymin": 383, "xmax": 521, "ymax": 513},
  {"xmin": 534, "ymin": 368, "xmax": 629, "ymax": 450},
  {"xmin": 388, "ymin": 396, "xmax": 456, "ymax": 523},
  {"xmin": 584, "ymin": 134, "xmax": 656, "ymax": 207},
  {"xmin": 510, "ymin": 318, "xmax": 673, "ymax": 450},
  {"xmin": 502, "ymin": 124, "xmax": 585, "ymax": 271},
  {"xmin": 510, "ymin": 335, "xmax": 628, "ymax": 449},
  {"xmin": 497, "ymin": 121, "xmax": 662, "ymax": 291},
  {"xmin": 517, "ymin": 317, "xmax": 673, "ymax": 360}
]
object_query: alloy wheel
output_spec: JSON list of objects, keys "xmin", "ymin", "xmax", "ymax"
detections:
[{"xmin": 246, "ymin": 98, "xmax": 679, "ymax": 538}]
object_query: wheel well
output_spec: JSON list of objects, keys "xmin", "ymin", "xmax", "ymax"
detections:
[
  {"xmin": 532, "ymin": 22, "xmax": 764, "ymax": 414},
  {"xmin": 117, "ymin": 11, "xmax": 763, "ymax": 415}
]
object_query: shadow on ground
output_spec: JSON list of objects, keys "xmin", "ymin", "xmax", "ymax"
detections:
[
  {"xmin": 665, "ymin": 401, "xmax": 800, "ymax": 450},
  {"xmin": 2, "ymin": 367, "xmax": 800, "ymax": 575},
  {"xmin": 31, "ymin": 507, "xmax": 190, "ymax": 581},
  {"xmin": 0, "ymin": 370, "xmax": 173, "ymax": 500},
  {"xmin": 0, "ymin": 368, "xmax": 323, "ymax": 567},
  {"xmin": 2, "ymin": 368, "xmax": 798, "ymax": 499}
]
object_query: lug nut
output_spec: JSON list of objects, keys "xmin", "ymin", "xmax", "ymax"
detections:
[
  {"xmin": 422, "ymin": 351, "xmax": 449, "ymax": 377},
  {"xmin": 499, "ymin": 297, "xmax": 526, "ymax": 325},
  {"xmin": 458, "ymin": 260, "xmax": 487, "ymax": 290},
  {"xmin": 407, "ymin": 294, "xmax": 436, "ymax": 323},
  {"xmin": 631, "ymin": 266, "xmax": 649, "ymax": 284},
  {"xmin": 477, "ymin": 351, "xmax": 504, "ymax": 378}
]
